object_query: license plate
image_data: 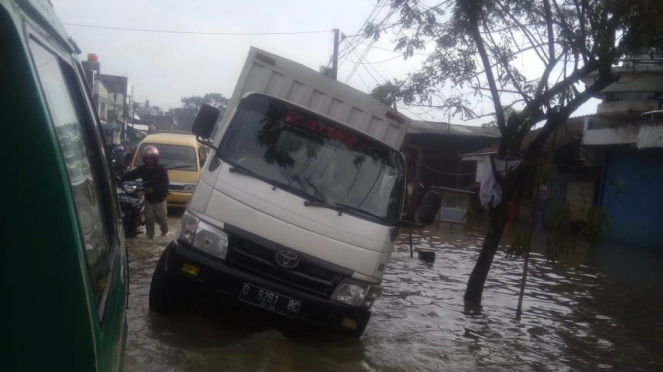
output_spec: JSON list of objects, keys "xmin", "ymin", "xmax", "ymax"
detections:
[
  {"xmin": 238, "ymin": 283, "xmax": 301, "ymax": 317},
  {"xmin": 118, "ymin": 195, "xmax": 140, "ymax": 204}
]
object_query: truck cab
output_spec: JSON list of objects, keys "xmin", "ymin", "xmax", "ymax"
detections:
[
  {"xmin": 149, "ymin": 48, "xmax": 410, "ymax": 337},
  {"xmin": 0, "ymin": 0, "xmax": 128, "ymax": 369}
]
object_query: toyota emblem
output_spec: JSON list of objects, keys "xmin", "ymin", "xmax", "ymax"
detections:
[{"xmin": 275, "ymin": 250, "xmax": 300, "ymax": 269}]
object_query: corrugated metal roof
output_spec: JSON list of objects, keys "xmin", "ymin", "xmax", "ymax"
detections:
[
  {"xmin": 408, "ymin": 120, "xmax": 502, "ymax": 138},
  {"xmin": 520, "ymin": 116, "xmax": 586, "ymax": 153}
]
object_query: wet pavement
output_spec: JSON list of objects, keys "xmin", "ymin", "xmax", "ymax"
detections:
[{"xmin": 125, "ymin": 213, "xmax": 663, "ymax": 371}]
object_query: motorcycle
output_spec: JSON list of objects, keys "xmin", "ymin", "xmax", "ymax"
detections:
[
  {"xmin": 117, "ymin": 180, "xmax": 145, "ymax": 238},
  {"xmin": 111, "ymin": 157, "xmax": 127, "ymax": 178}
]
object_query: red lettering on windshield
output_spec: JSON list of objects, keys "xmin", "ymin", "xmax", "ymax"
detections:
[{"xmin": 284, "ymin": 110, "xmax": 368, "ymax": 152}]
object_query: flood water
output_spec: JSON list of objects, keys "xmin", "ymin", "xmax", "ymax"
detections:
[{"xmin": 125, "ymin": 215, "xmax": 663, "ymax": 371}]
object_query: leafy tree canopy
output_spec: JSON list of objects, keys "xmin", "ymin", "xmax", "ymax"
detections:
[
  {"xmin": 367, "ymin": 0, "xmax": 663, "ymax": 156},
  {"xmin": 366, "ymin": 0, "xmax": 663, "ymax": 305},
  {"xmin": 181, "ymin": 93, "xmax": 229, "ymax": 117}
]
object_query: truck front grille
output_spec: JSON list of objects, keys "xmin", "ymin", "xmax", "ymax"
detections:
[{"xmin": 225, "ymin": 233, "xmax": 350, "ymax": 298}]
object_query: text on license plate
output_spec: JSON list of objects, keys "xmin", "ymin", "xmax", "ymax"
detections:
[
  {"xmin": 238, "ymin": 283, "xmax": 301, "ymax": 317},
  {"xmin": 118, "ymin": 195, "xmax": 139, "ymax": 203}
]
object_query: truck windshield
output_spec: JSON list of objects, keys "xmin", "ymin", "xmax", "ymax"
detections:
[{"xmin": 219, "ymin": 94, "xmax": 405, "ymax": 225}]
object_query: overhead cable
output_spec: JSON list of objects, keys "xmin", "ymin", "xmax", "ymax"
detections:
[{"xmin": 63, "ymin": 23, "xmax": 331, "ymax": 36}]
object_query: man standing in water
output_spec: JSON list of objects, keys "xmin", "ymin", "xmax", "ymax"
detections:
[{"xmin": 122, "ymin": 145, "xmax": 169, "ymax": 238}]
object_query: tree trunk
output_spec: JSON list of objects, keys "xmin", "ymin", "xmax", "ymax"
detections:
[{"xmin": 464, "ymin": 202, "xmax": 509, "ymax": 305}]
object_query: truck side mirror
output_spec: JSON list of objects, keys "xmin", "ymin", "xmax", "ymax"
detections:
[
  {"xmin": 192, "ymin": 104, "xmax": 220, "ymax": 139},
  {"xmin": 416, "ymin": 190, "xmax": 441, "ymax": 225}
]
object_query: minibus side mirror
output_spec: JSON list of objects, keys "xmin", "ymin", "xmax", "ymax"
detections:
[
  {"xmin": 415, "ymin": 190, "xmax": 441, "ymax": 225},
  {"xmin": 192, "ymin": 104, "xmax": 220, "ymax": 139}
]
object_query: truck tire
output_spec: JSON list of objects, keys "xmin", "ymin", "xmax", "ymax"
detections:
[{"xmin": 149, "ymin": 248, "xmax": 187, "ymax": 313}]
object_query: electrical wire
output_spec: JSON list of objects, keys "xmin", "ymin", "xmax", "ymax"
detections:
[
  {"xmin": 345, "ymin": 49, "xmax": 372, "ymax": 91},
  {"xmin": 349, "ymin": 47, "xmax": 384, "ymax": 86},
  {"xmin": 345, "ymin": 2, "xmax": 404, "ymax": 83},
  {"xmin": 345, "ymin": 39, "xmax": 376, "ymax": 82},
  {"xmin": 337, "ymin": 0, "xmax": 386, "ymax": 69},
  {"xmin": 398, "ymin": 103, "xmax": 429, "ymax": 121},
  {"xmin": 63, "ymin": 23, "xmax": 331, "ymax": 36},
  {"xmin": 360, "ymin": 54, "xmax": 404, "ymax": 65}
]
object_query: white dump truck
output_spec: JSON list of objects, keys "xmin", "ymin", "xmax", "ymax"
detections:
[{"xmin": 149, "ymin": 47, "xmax": 423, "ymax": 337}]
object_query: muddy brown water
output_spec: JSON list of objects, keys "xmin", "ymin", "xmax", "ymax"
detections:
[{"xmin": 125, "ymin": 215, "xmax": 663, "ymax": 371}]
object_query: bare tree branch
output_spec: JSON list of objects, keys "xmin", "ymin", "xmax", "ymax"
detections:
[
  {"xmin": 494, "ymin": 0, "xmax": 549, "ymax": 64},
  {"xmin": 463, "ymin": 1, "xmax": 507, "ymax": 132},
  {"xmin": 543, "ymin": 0, "xmax": 556, "ymax": 62},
  {"xmin": 523, "ymin": 73, "xmax": 616, "ymax": 161}
]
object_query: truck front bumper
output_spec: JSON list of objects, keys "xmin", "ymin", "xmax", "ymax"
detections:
[{"xmin": 163, "ymin": 240, "xmax": 370, "ymax": 333}]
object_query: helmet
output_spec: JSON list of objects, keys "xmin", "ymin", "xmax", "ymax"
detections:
[
  {"xmin": 142, "ymin": 145, "xmax": 159, "ymax": 165},
  {"xmin": 112, "ymin": 145, "xmax": 125, "ymax": 158}
]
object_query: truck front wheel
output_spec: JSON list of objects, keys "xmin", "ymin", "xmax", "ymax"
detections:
[{"xmin": 149, "ymin": 248, "xmax": 188, "ymax": 313}]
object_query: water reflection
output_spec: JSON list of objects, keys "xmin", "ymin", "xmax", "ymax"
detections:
[{"xmin": 126, "ymin": 218, "xmax": 663, "ymax": 371}]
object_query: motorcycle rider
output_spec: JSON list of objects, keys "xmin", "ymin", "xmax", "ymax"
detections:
[
  {"xmin": 110, "ymin": 145, "xmax": 127, "ymax": 177},
  {"xmin": 121, "ymin": 145, "xmax": 169, "ymax": 238}
]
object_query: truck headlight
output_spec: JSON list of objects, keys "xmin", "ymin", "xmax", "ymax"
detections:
[
  {"xmin": 332, "ymin": 279, "xmax": 381, "ymax": 308},
  {"xmin": 177, "ymin": 212, "xmax": 228, "ymax": 259}
]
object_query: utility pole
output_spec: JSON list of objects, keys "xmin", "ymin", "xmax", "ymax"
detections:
[{"xmin": 332, "ymin": 28, "xmax": 340, "ymax": 80}]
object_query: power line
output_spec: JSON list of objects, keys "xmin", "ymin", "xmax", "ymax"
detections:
[
  {"xmin": 63, "ymin": 23, "xmax": 332, "ymax": 36},
  {"xmin": 363, "ymin": 54, "xmax": 389, "ymax": 82},
  {"xmin": 338, "ymin": 38, "xmax": 360, "ymax": 69},
  {"xmin": 398, "ymin": 103, "xmax": 430, "ymax": 122},
  {"xmin": 337, "ymin": 0, "xmax": 386, "ymax": 68},
  {"xmin": 345, "ymin": 3, "xmax": 404, "ymax": 83},
  {"xmin": 346, "ymin": 38, "xmax": 376, "ymax": 82},
  {"xmin": 349, "ymin": 46, "xmax": 383, "ymax": 87},
  {"xmin": 361, "ymin": 54, "xmax": 404, "ymax": 65},
  {"xmin": 370, "ymin": 43, "xmax": 431, "ymax": 56},
  {"xmin": 345, "ymin": 49, "xmax": 372, "ymax": 91}
]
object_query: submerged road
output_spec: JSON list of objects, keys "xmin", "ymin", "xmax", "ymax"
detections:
[{"xmin": 125, "ymin": 214, "xmax": 663, "ymax": 371}]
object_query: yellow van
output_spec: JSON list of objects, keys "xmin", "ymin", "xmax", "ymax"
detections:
[{"xmin": 132, "ymin": 133, "xmax": 206, "ymax": 207}]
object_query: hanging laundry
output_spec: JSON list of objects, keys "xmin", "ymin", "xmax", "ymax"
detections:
[{"xmin": 479, "ymin": 156, "xmax": 521, "ymax": 208}]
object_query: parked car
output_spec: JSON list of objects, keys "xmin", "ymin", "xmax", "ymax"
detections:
[
  {"xmin": 0, "ymin": 0, "xmax": 128, "ymax": 370},
  {"xmin": 132, "ymin": 133, "xmax": 206, "ymax": 207}
]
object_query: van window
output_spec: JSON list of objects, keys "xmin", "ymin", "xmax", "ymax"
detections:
[
  {"xmin": 138, "ymin": 143, "xmax": 197, "ymax": 171},
  {"xmin": 30, "ymin": 39, "xmax": 113, "ymax": 316},
  {"xmin": 220, "ymin": 94, "xmax": 405, "ymax": 225}
]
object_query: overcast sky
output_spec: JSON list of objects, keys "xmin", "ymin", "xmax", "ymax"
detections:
[{"xmin": 54, "ymin": 0, "xmax": 598, "ymax": 124}]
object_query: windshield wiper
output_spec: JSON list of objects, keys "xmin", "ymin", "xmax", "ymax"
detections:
[
  {"xmin": 333, "ymin": 203, "xmax": 385, "ymax": 221},
  {"xmin": 230, "ymin": 165, "xmax": 313, "ymax": 200},
  {"xmin": 292, "ymin": 175, "xmax": 325, "ymax": 200},
  {"xmin": 229, "ymin": 164, "xmax": 259, "ymax": 178},
  {"xmin": 304, "ymin": 199, "xmax": 343, "ymax": 215}
]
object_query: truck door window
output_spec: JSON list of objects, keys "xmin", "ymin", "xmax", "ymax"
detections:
[{"xmin": 29, "ymin": 39, "xmax": 113, "ymax": 319}]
